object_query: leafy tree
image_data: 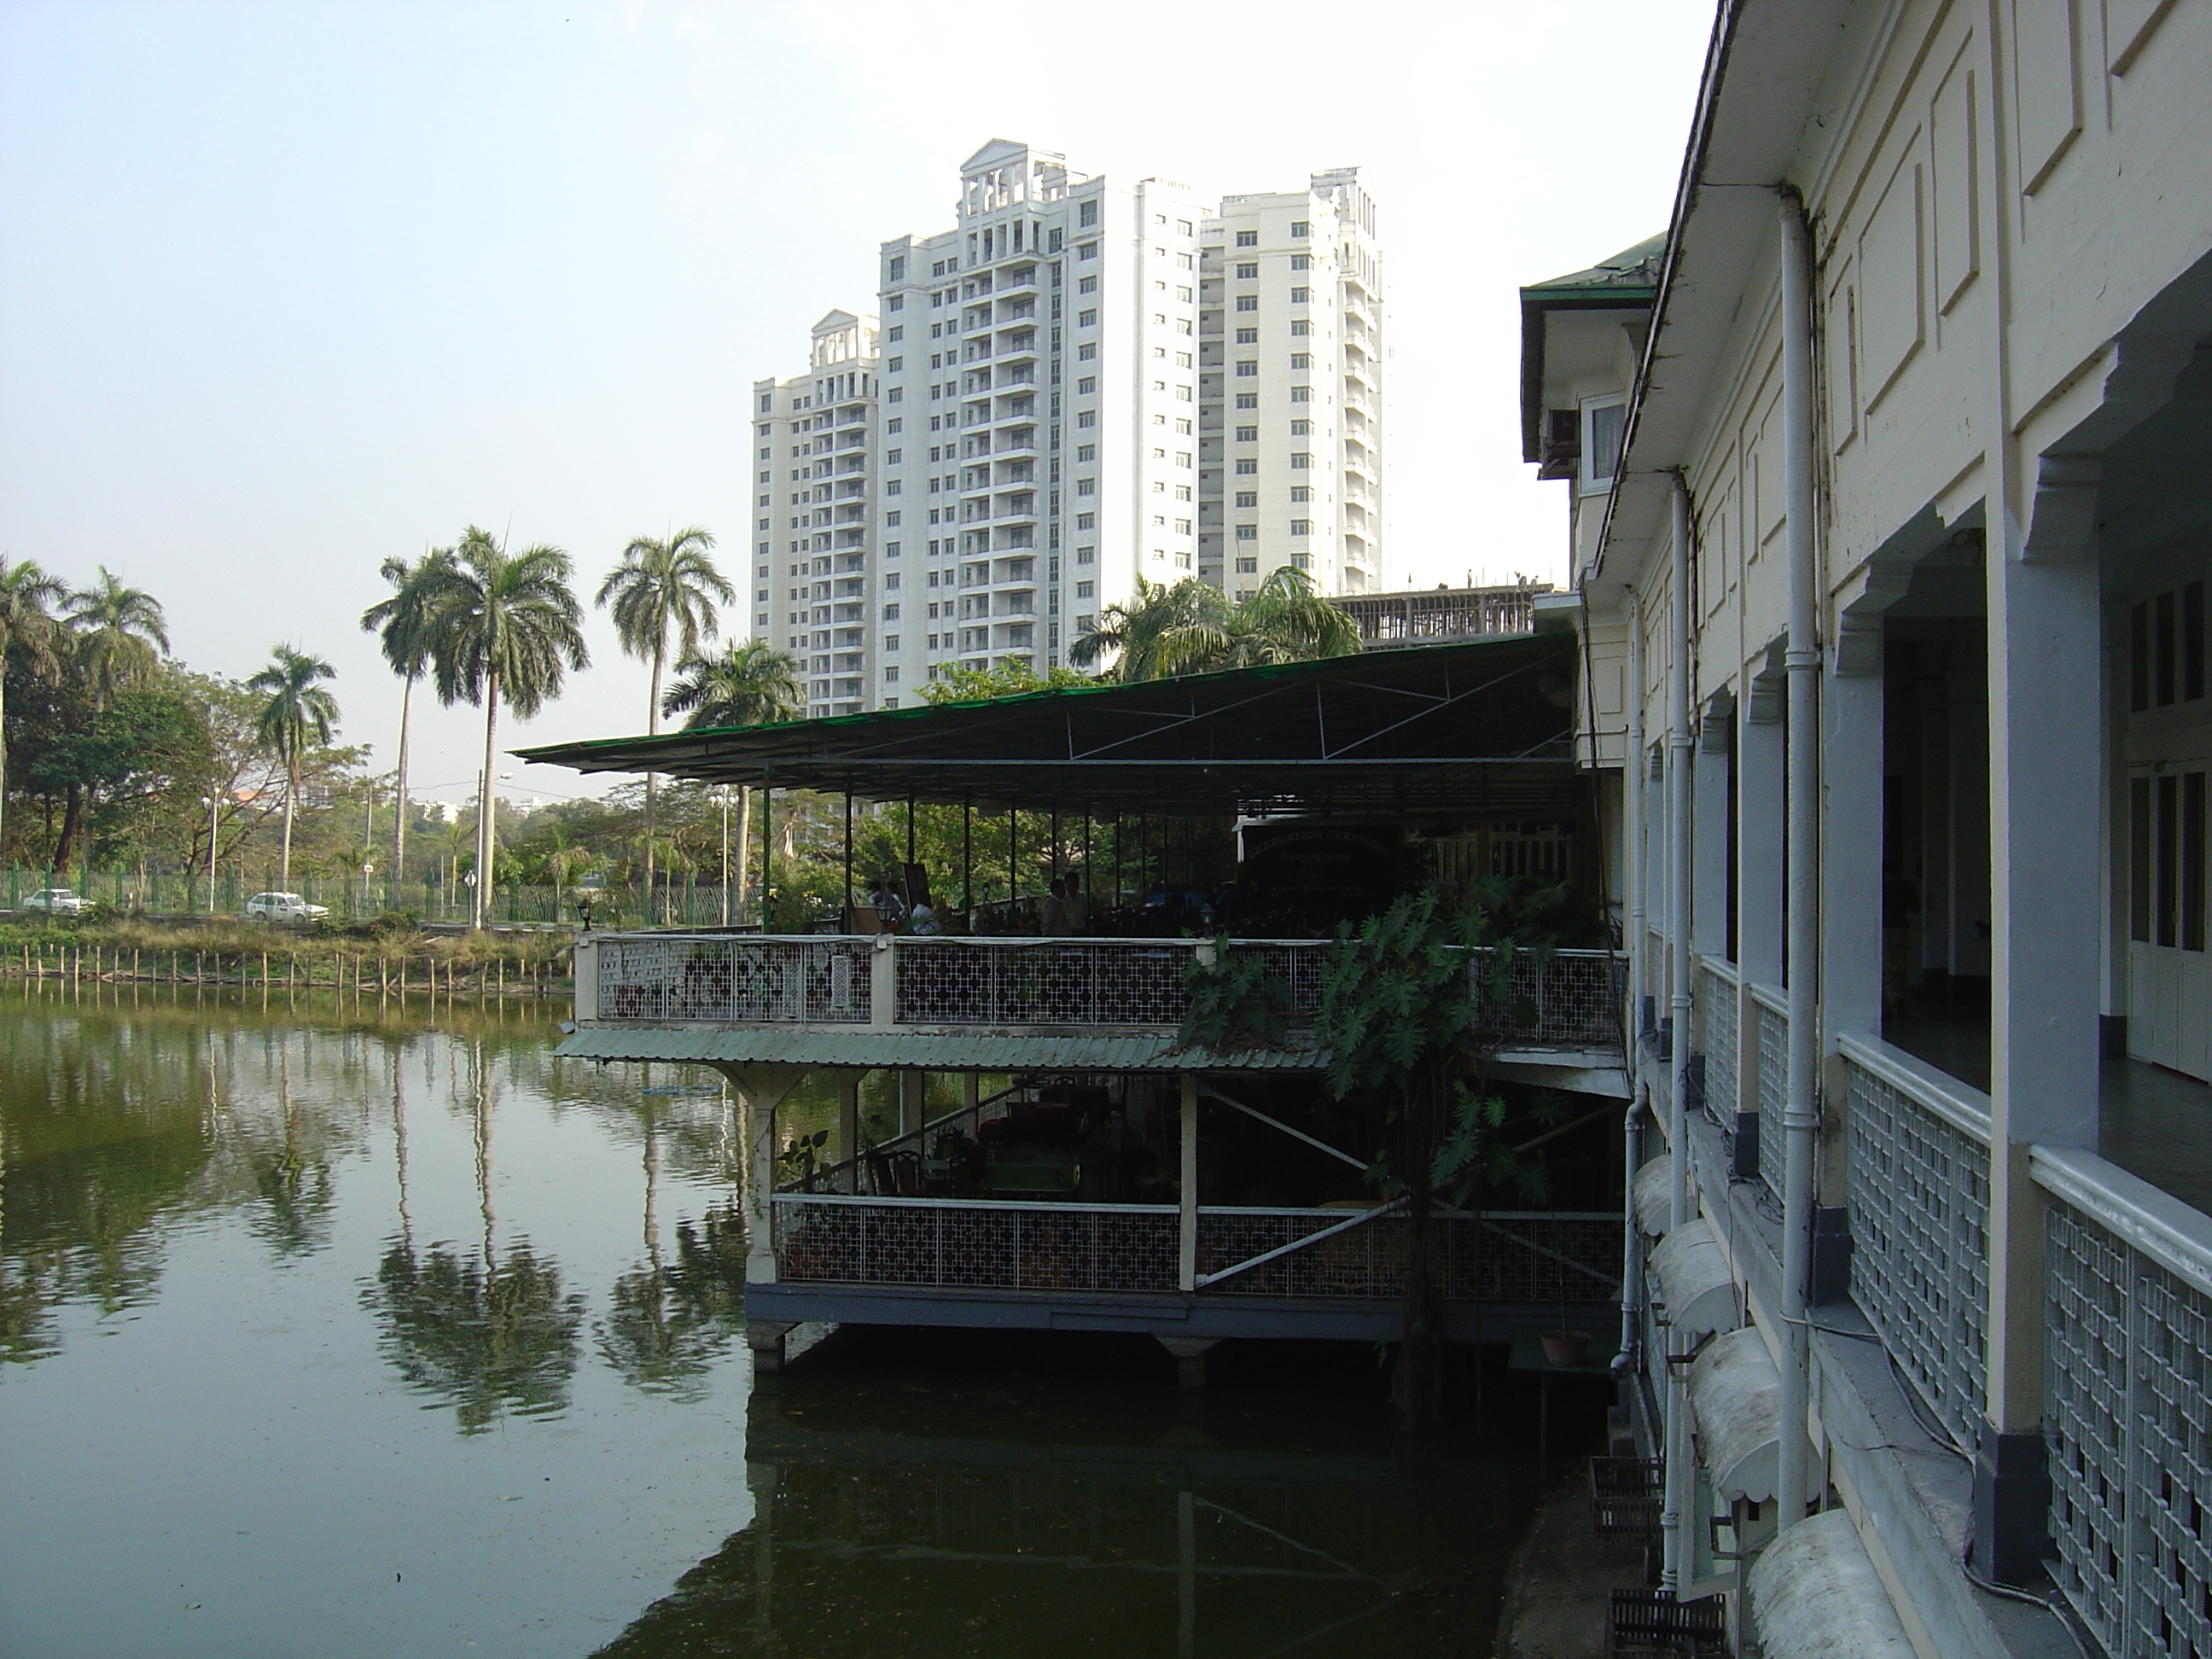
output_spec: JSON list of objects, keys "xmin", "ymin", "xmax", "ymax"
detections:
[
  {"xmin": 0, "ymin": 560, "xmax": 67, "ymax": 862},
  {"xmin": 247, "ymin": 645, "xmax": 340, "ymax": 892},
  {"xmin": 360, "ymin": 550, "xmax": 454, "ymax": 895},
  {"xmin": 424, "ymin": 527, "xmax": 589, "ymax": 928},
  {"xmin": 597, "ymin": 528, "xmax": 731, "ymax": 921}
]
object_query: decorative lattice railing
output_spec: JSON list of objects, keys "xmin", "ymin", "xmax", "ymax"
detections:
[
  {"xmin": 589, "ymin": 933, "xmax": 1626, "ymax": 1054},
  {"xmin": 1695, "ymin": 958, "xmax": 1738, "ymax": 1122},
  {"xmin": 2036, "ymin": 1144, "xmax": 2212, "ymax": 1659},
  {"xmin": 771, "ymin": 1195, "xmax": 1621, "ymax": 1304},
  {"xmin": 1839, "ymin": 1033, "xmax": 1989, "ymax": 1451},
  {"xmin": 596, "ymin": 934, "xmax": 873, "ymax": 1022}
]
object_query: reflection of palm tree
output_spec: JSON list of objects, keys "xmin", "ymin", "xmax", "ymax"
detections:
[
  {"xmin": 362, "ymin": 1034, "xmax": 585, "ymax": 1431},
  {"xmin": 249, "ymin": 1039, "xmax": 334, "ymax": 1259},
  {"xmin": 364, "ymin": 1238, "xmax": 585, "ymax": 1433},
  {"xmin": 596, "ymin": 1199, "xmax": 746, "ymax": 1398}
]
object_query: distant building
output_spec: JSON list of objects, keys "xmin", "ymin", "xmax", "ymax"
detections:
[
  {"xmin": 1334, "ymin": 579, "xmax": 1552, "ymax": 649},
  {"xmin": 1200, "ymin": 169, "xmax": 1384, "ymax": 600},
  {"xmin": 749, "ymin": 140, "xmax": 1384, "ymax": 712}
]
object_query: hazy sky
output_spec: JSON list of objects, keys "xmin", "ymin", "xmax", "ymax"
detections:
[{"xmin": 0, "ymin": 0, "xmax": 1711, "ymax": 803}]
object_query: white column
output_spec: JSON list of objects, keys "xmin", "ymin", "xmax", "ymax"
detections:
[{"xmin": 837, "ymin": 1074, "xmax": 861, "ymax": 1194}]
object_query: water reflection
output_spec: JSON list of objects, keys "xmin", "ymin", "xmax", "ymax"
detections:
[
  {"xmin": 365, "ymin": 1236, "xmax": 587, "ymax": 1431},
  {"xmin": 0, "ymin": 981, "xmax": 1559, "ymax": 1657},
  {"xmin": 597, "ymin": 1330, "xmax": 1542, "ymax": 1657},
  {"xmin": 597, "ymin": 1200, "xmax": 748, "ymax": 1400}
]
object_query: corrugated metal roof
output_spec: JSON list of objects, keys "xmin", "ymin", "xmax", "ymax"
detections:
[
  {"xmin": 514, "ymin": 632, "xmax": 1580, "ymax": 818},
  {"xmin": 555, "ymin": 1023, "xmax": 1324, "ymax": 1072}
]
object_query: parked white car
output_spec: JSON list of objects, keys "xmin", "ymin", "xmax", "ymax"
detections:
[
  {"xmin": 20, "ymin": 888, "xmax": 87, "ymax": 914},
  {"xmin": 246, "ymin": 892, "xmax": 328, "ymax": 923}
]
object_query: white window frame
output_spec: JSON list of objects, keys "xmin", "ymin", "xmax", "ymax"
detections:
[{"xmin": 1580, "ymin": 395, "xmax": 1627, "ymax": 495}]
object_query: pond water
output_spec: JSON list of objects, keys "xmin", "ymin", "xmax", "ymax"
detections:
[{"xmin": 0, "ymin": 981, "xmax": 1573, "ymax": 1657}]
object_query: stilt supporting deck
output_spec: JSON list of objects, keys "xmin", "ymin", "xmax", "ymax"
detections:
[{"xmin": 1158, "ymin": 1337, "xmax": 1217, "ymax": 1391}]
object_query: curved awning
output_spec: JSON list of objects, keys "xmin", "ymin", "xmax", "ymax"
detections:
[
  {"xmin": 1633, "ymin": 1155, "xmax": 1680, "ymax": 1237},
  {"xmin": 1651, "ymin": 1219, "xmax": 1739, "ymax": 1337},
  {"xmin": 1688, "ymin": 1326, "xmax": 1783, "ymax": 1502},
  {"xmin": 1746, "ymin": 1509, "xmax": 1916, "ymax": 1658}
]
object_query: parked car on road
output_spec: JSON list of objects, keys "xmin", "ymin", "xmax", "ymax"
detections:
[
  {"xmin": 20, "ymin": 888, "xmax": 87, "ymax": 914},
  {"xmin": 246, "ymin": 891, "xmax": 328, "ymax": 923}
]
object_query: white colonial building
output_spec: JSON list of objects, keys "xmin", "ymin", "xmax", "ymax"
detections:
[{"xmin": 1531, "ymin": 0, "xmax": 2212, "ymax": 1653}]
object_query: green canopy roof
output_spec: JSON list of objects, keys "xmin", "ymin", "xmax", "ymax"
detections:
[{"xmin": 517, "ymin": 632, "xmax": 1581, "ymax": 819}]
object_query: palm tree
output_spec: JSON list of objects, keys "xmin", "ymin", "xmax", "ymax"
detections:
[
  {"xmin": 64, "ymin": 567, "xmax": 169, "ymax": 708},
  {"xmin": 1068, "ymin": 577, "xmax": 1236, "ymax": 681},
  {"xmin": 1068, "ymin": 570, "xmax": 1360, "ymax": 681},
  {"xmin": 1225, "ymin": 566, "xmax": 1363, "ymax": 666},
  {"xmin": 247, "ymin": 645, "xmax": 340, "ymax": 893},
  {"xmin": 360, "ymin": 549, "xmax": 455, "ymax": 897},
  {"xmin": 597, "ymin": 528, "xmax": 731, "ymax": 923},
  {"xmin": 425, "ymin": 527, "xmax": 589, "ymax": 928},
  {"xmin": 661, "ymin": 639, "xmax": 802, "ymax": 729},
  {"xmin": 0, "ymin": 561, "xmax": 67, "ymax": 861},
  {"xmin": 662, "ymin": 640, "xmax": 800, "ymax": 923}
]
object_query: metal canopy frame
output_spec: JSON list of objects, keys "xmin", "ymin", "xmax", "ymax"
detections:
[{"xmin": 516, "ymin": 632, "xmax": 1582, "ymax": 819}]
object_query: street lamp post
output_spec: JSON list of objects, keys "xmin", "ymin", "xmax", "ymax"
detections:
[{"xmin": 201, "ymin": 794, "xmax": 219, "ymax": 915}]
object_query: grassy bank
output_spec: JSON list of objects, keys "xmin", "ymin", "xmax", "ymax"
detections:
[{"xmin": 0, "ymin": 915, "xmax": 573, "ymax": 995}]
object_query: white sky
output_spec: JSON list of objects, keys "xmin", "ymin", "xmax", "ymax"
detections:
[{"xmin": 0, "ymin": 0, "xmax": 1712, "ymax": 804}]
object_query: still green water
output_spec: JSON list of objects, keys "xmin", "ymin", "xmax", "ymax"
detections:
[{"xmin": 0, "ymin": 981, "xmax": 1557, "ymax": 1656}]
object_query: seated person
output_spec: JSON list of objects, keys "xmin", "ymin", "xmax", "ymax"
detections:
[{"xmin": 1039, "ymin": 876, "xmax": 1071, "ymax": 936}]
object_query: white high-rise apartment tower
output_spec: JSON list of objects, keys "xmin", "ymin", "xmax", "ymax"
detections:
[
  {"xmin": 1197, "ymin": 170, "xmax": 1383, "ymax": 597},
  {"xmin": 750, "ymin": 311, "xmax": 880, "ymax": 719},
  {"xmin": 745, "ymin": 143, "xmax": 1383, "ymax": 709}
]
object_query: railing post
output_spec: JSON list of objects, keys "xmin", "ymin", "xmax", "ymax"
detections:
[
  {"xmin": 870, "ymin": 937, "xmax": 898, "ymax": 1030},
  {"xmin": 1179, "ymin": 1074, "xmax": 1200, "ymax": 1293},
  {"xmin": 573, "ymin": 934, "xmax": 599, "ymax": 1022}
]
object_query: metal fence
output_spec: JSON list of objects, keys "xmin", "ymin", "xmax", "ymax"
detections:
[
  {"xmin": 1840, "ymin": 1036, "xmax": 1990, "ymax": 1451},
  {"xmin": 1197, "ymin": 1208, "xmax": 1621, "ymax": 1302},
  {"xmin": 771, "ymin": 1195, "xmax": 1621, "ymax": 1305},
  {"xmin": 772, "ymin": 1196, "xmax": 1181, "ymax": 1292},
  {"xmin": 2037, "ymin": 1145, "xmax": 2212, "ymax": 1659},
  {"xmin": 1752, "ymin": 986, "xmax": 1789, "ymax": 1191},
  {"xmin": 1696, "ymin": 958, "xmax": 1738, "ymax": 1122},
  {"xmin": 587, "ymin": 933, "xmax": 1626, "ymax": 1052},
  {"xmin": 597, "ymin": 934, "xmax": 873, "ymax": 1022},
  {"xmin": 894, "ymin": 939, "xmax": 1204, "ymax": 1026}
]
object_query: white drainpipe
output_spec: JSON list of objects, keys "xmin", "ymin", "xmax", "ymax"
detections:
[
  {"xmin": 1776, "ymin": 192, "xmax": 1821, "ymax": 1534},
  {"xmin": 1621, "ymin": 1086, "xmax": 1647, "ymax": 1365},
  {"xmin": 1661, "ymin": 473, "xmax": 1696, "ymax": 1591},
  {"xmin": 1621, "ymin": 598, "xmax": 1649, "ymax": 1371}
]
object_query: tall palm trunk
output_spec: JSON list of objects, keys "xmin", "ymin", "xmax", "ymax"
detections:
[
  {"xmin": 734, "ymin": 785, "xmax": 753, "ymax": 924},
  {"xmin": 279, "ymin": 757, "xmax": 298, "ymax": 890},
  {"xmin": 0, "ymin": 666, "xmax": 11, "ymax": 866},
  {"xmin": 644, "ymin": 641, "xmax": 663, "ymax": 923},
  {"xmin": 474, "ymin": 676, "xmax": 500, "ymax": 929},
  {"xmin": 393, "ymin": 675, "xmax": 414, "ymax": 899}
]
